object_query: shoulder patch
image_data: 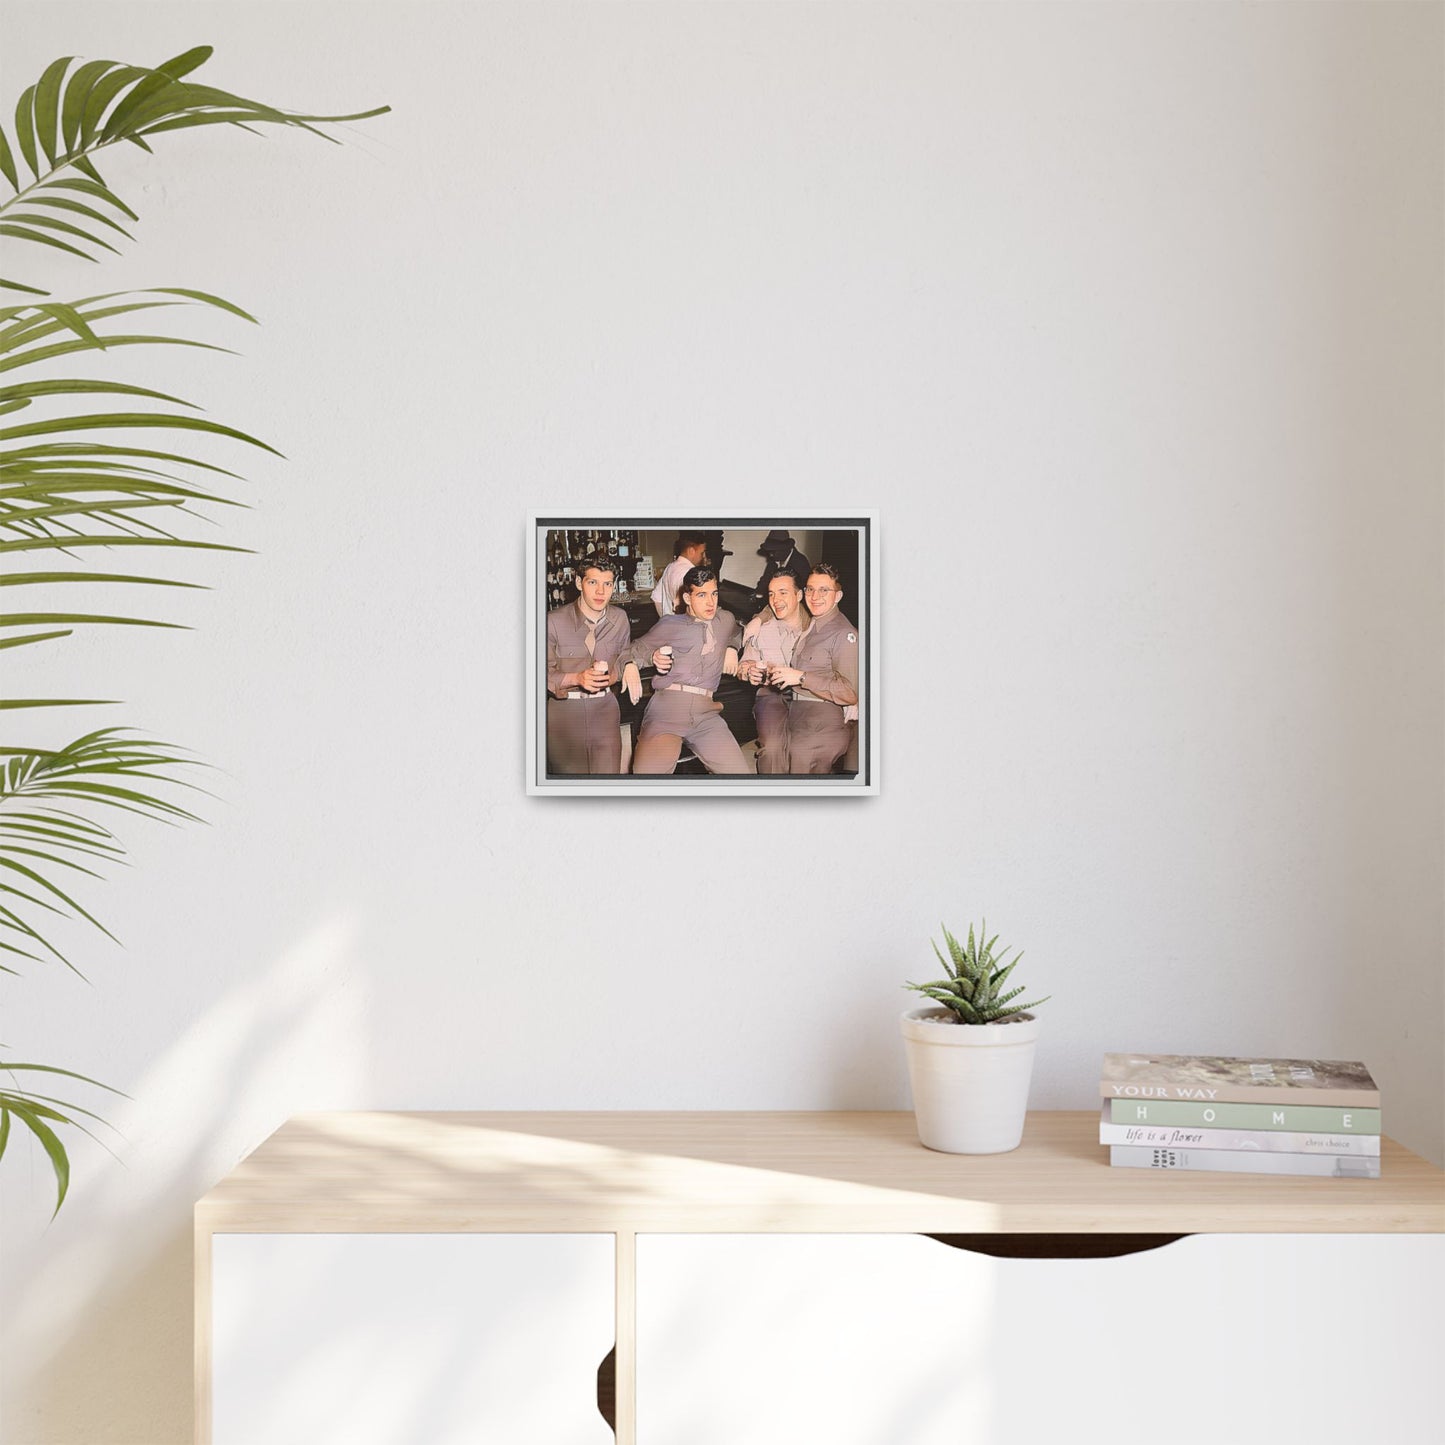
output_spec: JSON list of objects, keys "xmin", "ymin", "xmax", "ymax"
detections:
[{"xmin": 847, "ymin": 632, "xmax": 857, "ymax": 644}]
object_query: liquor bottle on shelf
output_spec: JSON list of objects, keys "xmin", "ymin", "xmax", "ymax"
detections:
[{"xmin": 546, "ymin": 533, "xmax": 567, "ymax": 605}]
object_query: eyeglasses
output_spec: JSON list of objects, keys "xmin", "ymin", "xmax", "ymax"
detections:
[{"xmin": 804, "ymin": 586, "xmax": 836, "ymax": 597}]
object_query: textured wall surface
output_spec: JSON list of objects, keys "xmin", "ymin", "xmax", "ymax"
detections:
[{"xmin": 3, "ymin": 3, "xmax": 1441, "ymax": 1441}]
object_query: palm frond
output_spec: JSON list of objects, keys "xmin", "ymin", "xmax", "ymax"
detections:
[
  {"xmin": 1, "ymin": 45, "xmax": 386, "ymax": 1215},
  {"xmin": 1, "ymin": 47, "xmax": 388, "ymax": 293},
  {"xmin": 0, "ymin": 729, "xmax": 204, "ymax": 974},
  {"xmin": 0, "ymin": 288, "xmax": 263, "ymax": 704},
  {"xmin": 0, "ymin": 1058, "xmax": 127, "ymax": 1214}
]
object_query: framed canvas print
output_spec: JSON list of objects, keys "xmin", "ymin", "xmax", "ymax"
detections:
[{"xmin": 526, "ymin": 515, "xmax": 878, "ymax": 796}]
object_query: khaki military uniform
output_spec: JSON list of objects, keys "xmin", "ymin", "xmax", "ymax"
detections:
[
  {"xmin": 629, "ymin": 610, "xmax": 747, "ymax": 774},
  {"xmin": 740, "ymin": 612, "xmax": 806, "ymax": 775},
  {"xmin": 545, "ymin": 601, "xmax": 631, "ymax": 774},
  {"xmin": 788, "ymin": 607, "xmax": 859, "ymax": 774}
]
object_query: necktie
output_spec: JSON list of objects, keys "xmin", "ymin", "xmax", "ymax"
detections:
[
  {"xmin": 701, "ymin": 619, "xmax": 715, "ymax": 657},
  {"xmin": 584, "ymin": 620, "xmax": 596, "ymax": 657}
]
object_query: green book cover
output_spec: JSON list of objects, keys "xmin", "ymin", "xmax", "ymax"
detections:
[{"xmin": 1108, "ymin": 1098, "xmax": 1381, "ymax": 1133}]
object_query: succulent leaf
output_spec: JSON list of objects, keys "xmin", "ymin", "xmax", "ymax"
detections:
[
  {"xmin": 908, "ymin": 922, "xmax": 1047, "ymax": 1025},
  {"xmin": 992, "ymin": 955, "xmax": 1019, "ymax": 990},
  {"xmin": 930, "ymin": 937, "xmax": 955, "ymax": 980}
]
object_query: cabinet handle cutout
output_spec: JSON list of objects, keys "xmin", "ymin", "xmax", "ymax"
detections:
[
  {"xmin": 596, "ymin": 1344, "xmax": 616, "ymax": 1434},
  {"xmin": 924, "ymin": 1232, "xmax": 1189, "ymax": 1259}
]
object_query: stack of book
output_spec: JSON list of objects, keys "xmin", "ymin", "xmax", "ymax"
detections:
[{"xmin": 1099, "ymin": 1053, "xmax": 1381, "ymax": 1178}]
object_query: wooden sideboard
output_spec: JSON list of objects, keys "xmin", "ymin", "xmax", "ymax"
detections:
[{"xmin": 195, "ymin": 1110, "xmax": 1445, "ymax": 1443}]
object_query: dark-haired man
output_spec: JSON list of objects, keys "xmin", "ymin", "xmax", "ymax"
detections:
[
  {"xmin": 748, "ymin": 529, "xmax": 812, "ymax": 616},
  {"xmin": 629, "ymin": 566, "xmax": 747, "ymax": 774},
  {"xmin": 766, "ymin": 563, "xmax": 858, "ymax": 773},
  {"xmin": 650, "ymin": 532, "xmax": 709, "ymax": 616},
  {"xmin": 544, "ymin": 556, "xmax": 631, "ymax": 774},
  {"xmin": 738, "ymin": 571, "xmax": 809, "ymax": 774}
]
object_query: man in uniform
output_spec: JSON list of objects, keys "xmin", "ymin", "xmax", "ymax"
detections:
[
  {"xmin": 545, "ymin": 555, "xmax": 632, "ymax": 774},
  {"xmin": 748, "ymin": 529, "xmax": 812, "ymax": 616},
  {"xmin": 767, "ymin": 562, "xmax": 858, "ymax": 773},
  {"xmin": 650, "ymin": 532, "xmax": 709, "ymax": 616},
  {"xmin": 629, "ymin": 566, "xmax": 748, "ymax": 774},
  {"xmin": 738, "ymin": 571, "xmax": 809, "ymax": 774}
]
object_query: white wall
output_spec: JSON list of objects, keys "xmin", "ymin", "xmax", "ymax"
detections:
[{"xmin": 3, "ymin": 3, "xmax": 1441, "ymax": 1441}]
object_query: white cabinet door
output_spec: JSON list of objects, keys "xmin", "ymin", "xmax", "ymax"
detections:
[
  {"xmin": 213, "ymin": 1233, "xmax": 614, "ymax": 1445},
  {"xmin": 637, "ymin": 1234, "xmax": 989, "ymax": 1445},
  {"xmin": 636, "ymin": 1233, "xmax": 1444, "ymax": 1445}
]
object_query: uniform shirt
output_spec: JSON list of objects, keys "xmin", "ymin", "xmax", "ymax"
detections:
[
  {"xmin": 740, "ymin": 612, "xmax": 805, "ymax": 671},
  {"xmin": 546, "ymin": 601, "xmax": 632, "ymax": 698},
  {"xmin": 631, "ymin": 609, "xmax": 743, "ymax": 694},
  {"xmin": 792, "ymin": 607, "xmax": 859, "ymax": 706},
  {"xmin": 650, "ymin": 554, "xmax": 695, "ymax": 616}
]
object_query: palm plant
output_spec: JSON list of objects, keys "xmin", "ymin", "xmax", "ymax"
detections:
[{"xmin": 0, "ymin": 45, "xmax": 386, "ymax": 1210}]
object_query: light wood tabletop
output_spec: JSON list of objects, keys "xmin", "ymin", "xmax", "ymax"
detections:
[{"xmin": 195, "ymin": 1109, "xmax": 1445, "ymax": 1235}]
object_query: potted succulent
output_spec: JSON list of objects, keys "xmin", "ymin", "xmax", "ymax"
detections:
[{"xmin": 901, "ymin": 922, "xmax": 1050, "ymax": 1154}]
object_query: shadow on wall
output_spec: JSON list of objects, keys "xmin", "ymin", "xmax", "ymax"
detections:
[{"xmin": 3, "ymin": 916, "xmax": 365, "ymax": 1445}]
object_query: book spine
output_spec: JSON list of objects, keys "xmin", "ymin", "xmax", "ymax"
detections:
[
  {"xmin": 1110, "ymin": 1145, "xmax": 1380, "ymax": 1179},
  {"xmin": 1099, "ymin": 1121, "xmax": 1380, "ymax": 1155},
  {"xmin": 1100, "ymin": 1083, "xmax": 1379, "ymax": 1108},
  {"xmin": 1108, "ymin": 1099, "xmax": 1380, "ymax": 1133}
]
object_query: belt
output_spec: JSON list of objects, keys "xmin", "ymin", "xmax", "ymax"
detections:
[
  {"xmin": 562, "ymin": 689, "xmax": 609, "ymax": 700},
  {"xmin": 656, "ymin": 683, "xmax": 713, "ymax": 697}
]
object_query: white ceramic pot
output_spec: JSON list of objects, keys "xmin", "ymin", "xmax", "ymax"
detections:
[{"xmin": 900, "ymin": 1006, "xmax": 1041, "ymax": 1154}]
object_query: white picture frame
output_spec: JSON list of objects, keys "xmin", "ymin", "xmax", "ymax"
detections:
[{"xmin": 526, "ymin": 514, "xmax": 879, "ymax": 796}]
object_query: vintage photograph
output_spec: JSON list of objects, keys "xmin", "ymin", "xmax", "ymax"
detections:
[{"xmin": 526, "ymin": 517, "xmax": 877, "ymax": 795}]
